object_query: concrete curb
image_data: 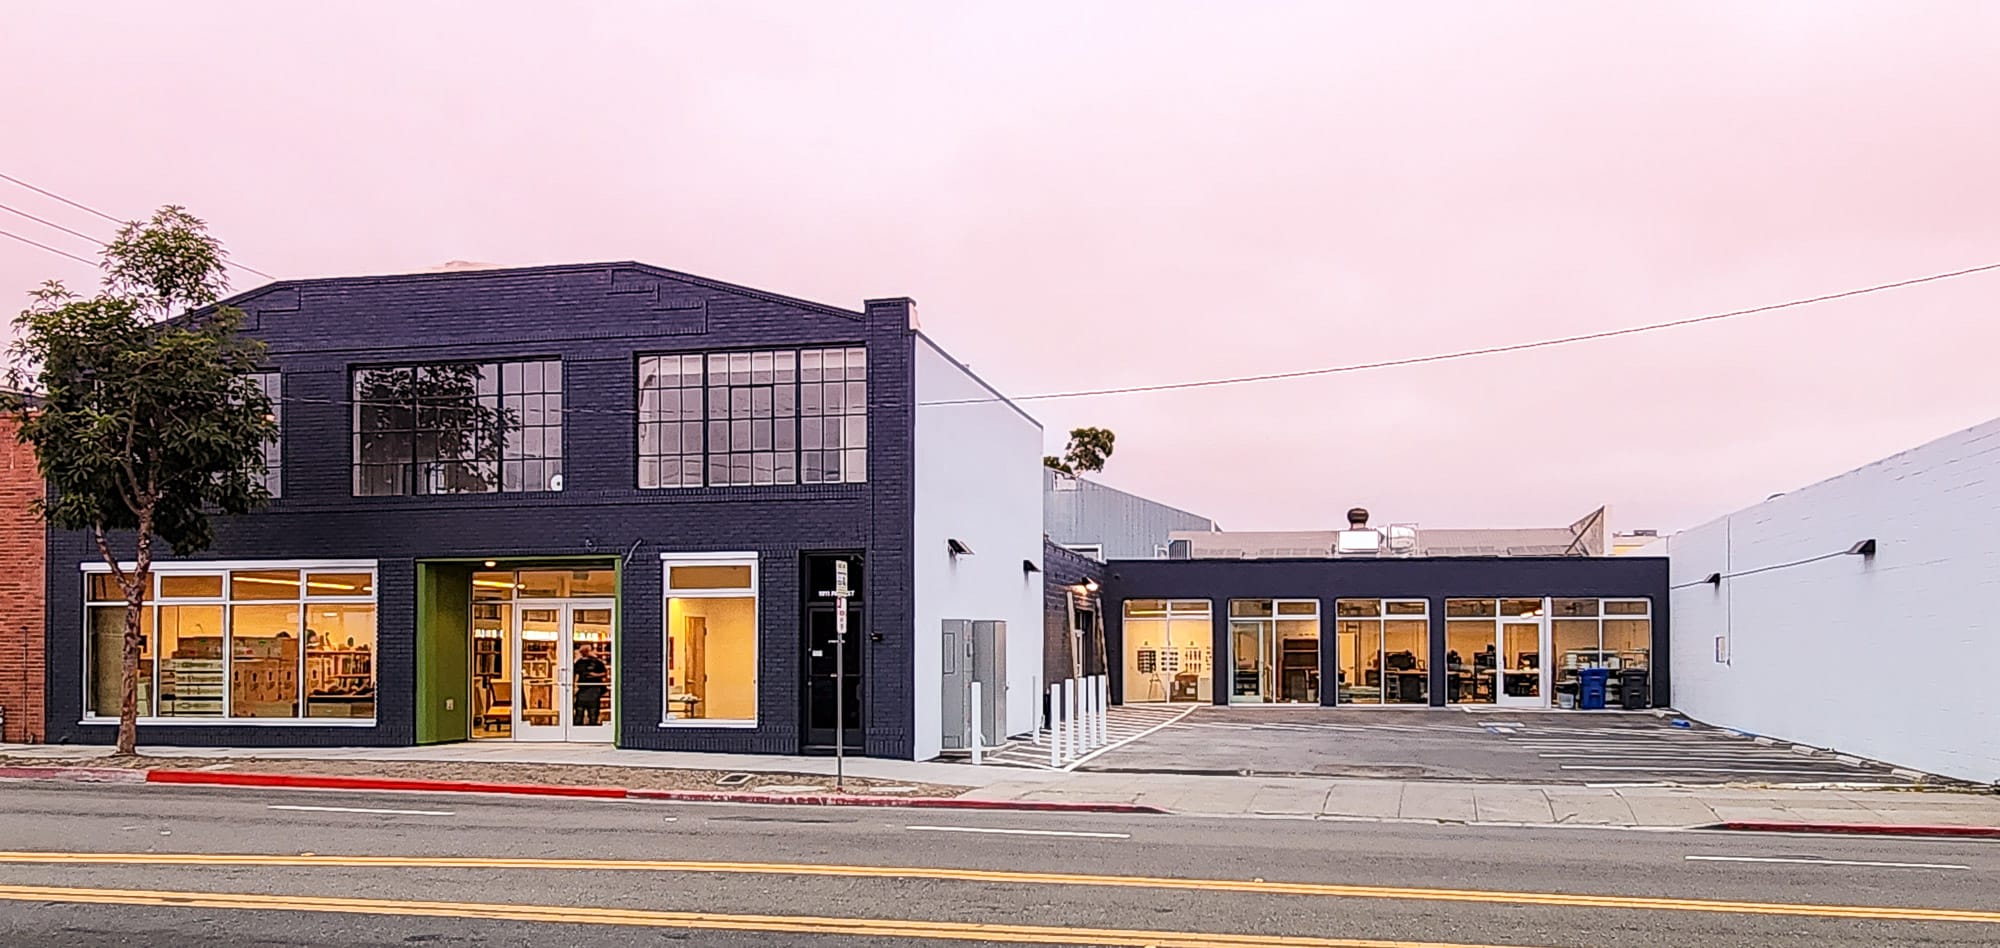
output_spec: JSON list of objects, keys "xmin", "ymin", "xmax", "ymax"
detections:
[
  {"xmin": 0, "ymin": 765, "xmax": 145, "ymax": 784},
  {"xmin": 145, "ymin": 769, "xmax": 629, "ymax": 799},
  {"xmin": 4, "ymin": 766, "xmax": 1167, "ymax": 815},
  {"xmin": 1713, "ymin": 820, "xmax": 2000, "ymax": 839},
  {"xmin": 627, "ymin": 788, "xmax": 1167, "ymax": 814}
]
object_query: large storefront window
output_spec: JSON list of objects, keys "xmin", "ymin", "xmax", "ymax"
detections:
[
  {"xmin": 637, "ymin": 346, "xmax": 867, "ymax": 488},
  {"xmin": 1552, "ymin": 598, "xmax": 1652, "ymax": 705},
  {"xmin": 85, "ymin": 564, "xmax": 377, "ymax": 723},
  {"xmin": 1122, "ymin": 600, "xmax": 1213, "ymax": 704},
  {"xmin": 663, "ymin": 555, "xmax": 759, "ymax": 724},
  {"xmin": 1227, "ymin": 600, "xmax": 1320, "ymax": 704},
  {"xmin": 352, "ymin": 359, "xmax": 563, "ymax": 496},
  {"xmin": 1335, "ymin": 599, "xmax": 1429, "ymax": 705}
]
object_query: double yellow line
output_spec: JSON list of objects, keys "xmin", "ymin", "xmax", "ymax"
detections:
[
  {"xmin": 0, "ymin": 882, "xmax": 1511, "ymax": 947},
  {"xmin": 0, "ymin": 850, "xmax": 1993, "ymax": 925}
]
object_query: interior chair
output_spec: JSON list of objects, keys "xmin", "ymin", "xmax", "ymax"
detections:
[{"xmin": 482, "ymin": 679, "xmax": 513, "ymax": 732}]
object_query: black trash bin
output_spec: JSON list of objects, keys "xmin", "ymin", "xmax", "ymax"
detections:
[{"xmin": 1618, "ymin": 669, "xmax": 1650, "ymax": 710}]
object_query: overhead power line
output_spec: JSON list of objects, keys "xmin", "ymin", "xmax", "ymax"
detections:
[
  {"xmin": 36, "ymin": 257, "xmax": 1991, "ymax": 418},
  {"xmin": 0, "ymin": 200, "xmax": 106, "ymax": 247},
  {"xmin": 0, "ymin": 171, "xmax": 278, "ymax": 281},
  {"xmin": 0, "ymin": 226, "xmax": 97, "ymax": 267},
  {"xmin": 0, "ymin": 171, "xmax": 121, "ymax": 225},
  {"xmin": 925, "ymin": 260, "xmax": 2000, "ymax": 406}
]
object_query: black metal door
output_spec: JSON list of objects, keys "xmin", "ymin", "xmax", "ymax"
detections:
[
  {"xmin": 802, "ymin": 554, "xmax": 864, "ymax": 751},
  {"xmin": 803, "ymin": 602, "xmax": 864, "ymax": 749}
]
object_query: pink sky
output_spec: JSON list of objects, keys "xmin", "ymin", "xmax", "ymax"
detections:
[{"xmin": 4, "ymin": 1, "xmax": 1996, "ymax": 533}]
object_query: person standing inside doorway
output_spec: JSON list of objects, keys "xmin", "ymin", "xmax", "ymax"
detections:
[{"xmin": 573, "ymin": 644, "xmax": 609, "ymax": 726}]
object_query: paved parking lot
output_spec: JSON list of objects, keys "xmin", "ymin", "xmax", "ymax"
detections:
[{"xmin": 1078, "ymin": 706, "xmax": 1932, "ymax": 786}]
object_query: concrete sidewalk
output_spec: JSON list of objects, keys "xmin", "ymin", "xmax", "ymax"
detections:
[
  {"xmin": 961, "ymin": 769, "xmax": 2000, "ymax": 829},
  {"xmin": 9, "ymin": 743, "xmax": 1997, "ymax": 830},
  {"xmin": 0, "ymin": 742, "xmax": 1058, "ymax": 791}
]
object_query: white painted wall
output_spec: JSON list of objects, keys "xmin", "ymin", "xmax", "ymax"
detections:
[
  {"xmin": 1652, "ymin": 418, "xmax": 2000, "ymax": 783},
  {"xmin": 911, "ymin": 335, "xmax": 1045, "ymax": 760}
]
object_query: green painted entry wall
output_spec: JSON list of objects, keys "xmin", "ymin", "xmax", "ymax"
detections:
[{"xmin": 415, "ymin": 562, "xmax": 473, "ymax": 744}]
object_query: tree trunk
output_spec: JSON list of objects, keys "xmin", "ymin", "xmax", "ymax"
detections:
[
  {"xmin": 118, "ymin": 586, "xmax": 141, "ymax": 755},
  {"xmin": 108, "ymin": 508, "xmax": 155, "ymax": 757}
]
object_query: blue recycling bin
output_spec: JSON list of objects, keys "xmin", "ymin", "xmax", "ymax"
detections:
[{"xmin": 1577, "ymin": 668, "xmax": 1611, "ymax": 710}]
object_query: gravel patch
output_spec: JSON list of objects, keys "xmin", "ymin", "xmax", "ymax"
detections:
[{"xmin": 0, "ymin": 755, "xmax": 967, "ymax": 798}]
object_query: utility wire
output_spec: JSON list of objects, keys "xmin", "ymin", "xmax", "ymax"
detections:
[
  {"xmin": 18, "ymin": 259, "xmax": 1996, "ymax": 418},
  {"xmin": 0, "ymin": 226, "xmax": 97, "ymax": 267},
  {"xmin": 926, "ymin": 261, "xmax": 2000, "ymax": 405},
  {"xmin": 0, "ymin": 171, "xmax": 279, "ymax": 281},
  {"xmin": 1669, "ymin": 549, "xmax": 1853, "ymax": 589},
  {"xmin": 0, "ymin": 201, "xmax": 106, "ymax": 248},
  {"xmin": 0, "ymin": 172, "xmax": 120, "ymax": 225}
]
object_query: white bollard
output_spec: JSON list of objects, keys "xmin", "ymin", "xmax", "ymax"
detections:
[
  {"xmin": 1029, "ymin": 675, "xmax": 1041, "ymax": 746},
  {"xmin": 1056, "ymin": 680, "xmax": 1072, "ymax": 772},
  {"xmin": 1064, "ymin": 677, "xmax": 1079, "ymax": 761},
  {"xmin": 1098, "ymin": 676, "xmax": 1110, "ymax": 745},
  {"xmin": 1088, "ymin": 672, "xmax": 1104, "ymax": 748},
  {"xmin": 970, "ymin": 681, "xmax": 983, "ymax": 765},
  {"xmin": 1092, "ymin": 675, "xmax": 1105, "ymax": 748}
]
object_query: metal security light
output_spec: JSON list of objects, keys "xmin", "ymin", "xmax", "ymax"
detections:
[
  {"xmin": 1702, "ymin": 572, "xmax": 1722, "ymax": 586},
  {"xmin": 1084, "ymin": 580, "xmax": 1099, "ymax": 592},
  {"xmin": 1846, "ymin": 538, "xmax": 1877, "ymax": 557},
  {"xmin": 1022, "ymin": 559, "xmax": 1041, "ymax": 574},
  {"xmin": 947, "ymin": 538, "xmax": 975, "ymax": 557}
]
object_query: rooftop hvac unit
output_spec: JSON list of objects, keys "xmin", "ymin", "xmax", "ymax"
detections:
[
  {"xmin": 1335, "ymin": 529, "xmax": 1382, "ymax": 556},
  {"xmin": 1167, "ymin": 538, "xmax": 1193, "ymax": 560},
  {"xmin": 1385, "ymin": 524, "xmax": 1419, "ymax": 556}
]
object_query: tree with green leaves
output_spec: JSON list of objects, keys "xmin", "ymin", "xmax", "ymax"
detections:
[
  {"xmin": 1043, "ymin": 426, "xmax": 1116, "ymax": 476},
  {"xmin": 4, "ymin": 206, "xmax": 276, "ymax": 755}
]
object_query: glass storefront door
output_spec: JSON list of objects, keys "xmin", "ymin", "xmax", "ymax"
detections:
[
  {"xmin": 512, "ymin": 599, "xmax": 615, "ymax": 742},
  {"xmin": 1497, "ymin": 619, "xmax": 1545, "ymax": 706}
]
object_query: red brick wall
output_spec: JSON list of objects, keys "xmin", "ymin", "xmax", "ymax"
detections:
[{"xmin": 0, "ymin": 415, "xmax": 45, "ymax": 742}]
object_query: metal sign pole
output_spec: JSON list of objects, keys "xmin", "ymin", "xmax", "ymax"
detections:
[{"xmin": 832, "ymin": 560, "xmax": 850, "ymax": 791}]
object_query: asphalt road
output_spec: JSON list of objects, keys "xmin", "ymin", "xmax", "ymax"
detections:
[
  {"xmin": 1, "ymin": 781, "xmax": 1997, "ymax": 947},
  {"xmin": 1086, "ymin": 707, "xmax": 1925, "ymax": 785}
]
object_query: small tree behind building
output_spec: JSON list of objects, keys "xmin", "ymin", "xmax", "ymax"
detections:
[
  {"xmin": 4, "ymin": 206, "xmax": 275, "ymax": 755},
  {"xmin": 1043, "ymin": 426, "xmax": 1116, "ymax": 476}
]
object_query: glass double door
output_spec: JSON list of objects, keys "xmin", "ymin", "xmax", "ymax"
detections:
[{"xmin": 514, "ymin": 599, "xmax": 615, "ymax": 742}]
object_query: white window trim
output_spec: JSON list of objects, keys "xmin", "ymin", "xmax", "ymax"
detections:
[
  {"xmin": 80, "ymin": 559, "xmax": 380, "ymax": 726},
  {"xmin": 659, "ymin": 552, "xmax": 758, "ymax": 727}
]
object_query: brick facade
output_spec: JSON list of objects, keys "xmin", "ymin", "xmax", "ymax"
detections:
[
  {"xmin": 0, "ymin": 413, "xmax": 45, "ymax": 742},
  {"xmin": 43, "ymin": 264, "xmax": 922, "ymax": 756}
]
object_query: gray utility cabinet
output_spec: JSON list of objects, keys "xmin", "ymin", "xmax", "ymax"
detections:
[{"xmin": 940, "ymin": 619, "xmax": 1007, "ymax": 750}]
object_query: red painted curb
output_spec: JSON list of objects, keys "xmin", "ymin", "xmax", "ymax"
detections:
[
  {"xmin": 0, "ymin": 765, "xmax": 146, "ymax": 784},
  {"xmin": 144, "ymin": 769, "xmax": 628, "ymax": 799},
  {"xmin": 626, "ymin": 788, "xmax": 1165, "ymax": 814},
  {"xmin": 1717, "ymin": 820, "xmax": 2000, "ymax": 839}
]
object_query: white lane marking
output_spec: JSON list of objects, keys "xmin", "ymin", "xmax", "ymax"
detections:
[
  {"xmin": 1687, "ymin": 855, "xmax": 1971, "ymax": 871},
  {"xmin": 905, "ymin": 825, "xmax": 1130, "ymax": 840},
  {"xmin": 268, "ymin": 804, "xmax": 454, "ymax": 816},
  {"xmin": 1559, "ymin": 766, "xmax": 1874, "ymax": 776}
]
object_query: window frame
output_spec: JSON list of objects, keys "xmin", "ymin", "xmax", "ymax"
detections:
[
  {"xmin": 248, "ymin": 370, "xmax": 282, "ymax": 497},
  {"xmin": 350, "ymin": 358, "xmax": 564, "ymax": 497},
  {"xmin": 80, "ymin": 559, "xmax": 379, "ymax": 727},
  {"xmin": 659, "ymin": 551, "xmax": 760, "ymax": 728},
  {"xmin": 636, "ymin": 346, "xmax": 867, "ymax": 490}
]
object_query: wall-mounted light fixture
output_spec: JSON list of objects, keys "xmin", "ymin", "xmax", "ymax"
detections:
[
  {"xmin": 1846, "ymin": 538, "xmax": 1877, "ymax": 557},
  {"xmin": 947, "ymin": 538, "xmax": 975, "ymax": 557},
  {"xmin": 1021, "ymin": 559, "xmax": 1041, "ymax": 575},
  {"xmin": 1702, "ymin": 572, "xmax": 1722, "ymax": 586},
  {"xmin": 1084, "ymin": 580, "xmax": 1100, "ymax": 592}
]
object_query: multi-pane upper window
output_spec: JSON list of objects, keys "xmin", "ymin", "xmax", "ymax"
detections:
[
  {"xmin": 352, "ymin": 359, "xmax": 563, "ymax": 496},
  {"xmin": 637, "ymin": 346, "xmax": 866, "ymax": 488},
  {"xmin": 247, "ymin": 371, "xmax": 282, "ymax": 497}
]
